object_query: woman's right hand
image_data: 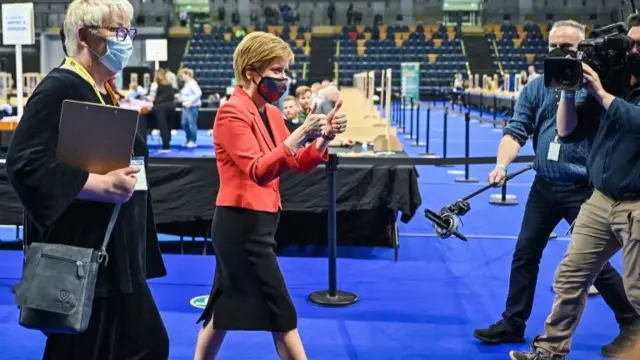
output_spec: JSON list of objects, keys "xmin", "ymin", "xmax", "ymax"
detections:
[
  {"xmin": 102, "ymin": 167, "xmax": 139, "ymax": 204},
  {"xmin": 299, "ymin": 103, "xmax": 327, "ymax": 139}
]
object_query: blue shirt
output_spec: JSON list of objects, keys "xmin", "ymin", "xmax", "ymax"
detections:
[
  {"xmin": 560, "ymin": 88, "xmax": 640, "ymax": 200},
  {"xmin": 503, "ymin": 76, "xmax": 590, "ymax": 184}
]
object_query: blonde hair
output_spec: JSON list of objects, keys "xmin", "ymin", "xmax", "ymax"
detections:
[
  {"xmin": 63, "ymin": 0, "xmax": 134, "ymax": 57},
  {"xmin": 295, "ymin": 85, "xmax": 311, "ymax": 98},
  {"xmin": 178, "ymin": 68, "xmax": 194, "ymax": 78},
  {"xmin": 233, "ymin": 31, "xmax": 295, "ymax": 88},
  {"xmin": 283, "ymin": 95, "xmax": 297, "ymax": 103}
]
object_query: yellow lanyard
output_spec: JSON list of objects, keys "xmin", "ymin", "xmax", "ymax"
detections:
[{"xmin": 63, "ymin": 57, "xmax": 118, "ymax": 105}]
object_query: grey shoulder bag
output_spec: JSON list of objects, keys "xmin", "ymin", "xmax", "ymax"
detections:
[{"xmin": 12, "ymin": 204, "xmax": 121, "ymax": 334}]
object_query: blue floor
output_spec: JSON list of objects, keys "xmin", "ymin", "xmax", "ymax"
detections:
[{"xmin": 0, "ymin": 102, "xmax": 621, "ymax": 359}]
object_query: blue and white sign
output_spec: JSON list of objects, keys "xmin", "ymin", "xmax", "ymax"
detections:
[{"xmin": 401, "ymin": 62, "xmax": 420, "ymax": 106}]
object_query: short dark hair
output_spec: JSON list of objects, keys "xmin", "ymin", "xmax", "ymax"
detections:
[{"xmin": 627, "ymin": 13, "xmax": 640, "ymax": 28}]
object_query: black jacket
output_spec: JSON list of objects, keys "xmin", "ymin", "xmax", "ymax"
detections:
[{"xmin": 560, "ymin": 87, "xmax": 640, "ymax": 200}]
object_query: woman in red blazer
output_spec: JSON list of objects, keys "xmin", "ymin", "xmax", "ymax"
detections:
[{"xmin": 194, "ymin": 31, "xmax": 347, "ymax": 360}]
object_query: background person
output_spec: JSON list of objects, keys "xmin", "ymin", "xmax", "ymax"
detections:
[
  {"xmin": 152, "ymin": 68, "xmax": 176, "ymax": 152},
  {"xmin": 5, "ymin": 0, "xmax": 168, "ymax": 359},
  {"xmin": 177, "ymin": 68, "xmax": 201, "ymax": 148},
  {"xmin": 192, "ymin": 31, "xmax": 347, "ymax": 360}
]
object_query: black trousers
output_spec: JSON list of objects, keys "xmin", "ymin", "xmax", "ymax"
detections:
[
  {"xmin": 502, "ymin": 176, "xmax": 639, "ymax": 331},
  {"xmin": 153, "ymin": 102, "xmax": 174, "ymax": 150}
]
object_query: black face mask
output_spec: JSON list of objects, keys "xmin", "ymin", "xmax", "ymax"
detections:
[
  {"xmin": 547, "ymin": 47, "xmax": 578, "ymax": 59},
  {"xmin": 255, "ymin": 75, "xmax": 288, "ymax": 103},
  {"xmin": 626, "ymin": 53, "xmax": 640, "ymax": 77}
]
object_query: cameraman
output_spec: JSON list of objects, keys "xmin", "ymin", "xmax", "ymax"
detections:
[
  {"xmin": 473, "ymin": 19, "xmax": 638, "ymax": 357},
  {"xmin": 509, "ymin": 15, "xmax": 640, "ymax": 360}
]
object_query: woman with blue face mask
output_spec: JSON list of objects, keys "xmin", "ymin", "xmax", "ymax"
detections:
[{"xmin": 4, "ymin": 0, "xmax": 169, "ymax": 359}]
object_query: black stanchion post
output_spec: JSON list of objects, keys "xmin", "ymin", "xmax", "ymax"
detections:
[
  {"xmin": 436, "ymin": 107, "xmax": 453, "ymax": 167},
  {"xmin": 419, "ymin": 105, "xmax": 436, "ymax": 157},
  {"xmin": 489, "ymin": 177, "xmax": 519, "ymax": 206},
  {"xmin": 400, "ymin": 96, "xmax": 406, "ymax": 133},
  {"xmin": 405, "ymin": 98, "xmax": 415, "ymax": 139},
  {"xmin": 493, "ymin": 95, "xmax": 497, "ymax": 128},
  {"xmin": 309, "ymin": 154, "xmax": 358, "ymax": 307},
  {"xmin": 412, "ymin": 101, "xmax": 424, "ymax": 147},
  {"xmin": 455, "ymin": 112, "xmax": 479, "ymax": 183}
]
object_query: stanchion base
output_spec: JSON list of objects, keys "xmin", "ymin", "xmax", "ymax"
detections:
[
  {"xmin": 549, "ymin": 232, "xmax": 558, "ymax": 239},
  {"xmin": 455, "ymin": 177, "xmax": 479, "ymax": 183},
  {"xmin": 489, "ymin": 198, "xmax": 519, "ymax": 206},
  {"xmin": 309, "ymin": 290, "xmax": 358, "ymax": 307},
  {"xmin": 411, "ymin": 142, "xmax": 426, "ymax": 147},
  {"xmin": 404, "ymin": 135, "xmax": 414, "ymax": 140},
  {"xmin": 419, "ymin": 152, "xmax": 438, "ymax": 158}
]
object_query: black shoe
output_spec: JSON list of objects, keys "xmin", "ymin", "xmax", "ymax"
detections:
[
  {"xmin": 509, "ymin": 350, "xmax": 565, "ymax": 360},
  {"xmin": 473, "ymin": 320, "xmax": 525, "ymax": 344},
  {"xmin": 601, "ymin": 329, "xmax": 636, "ymax": 358}
]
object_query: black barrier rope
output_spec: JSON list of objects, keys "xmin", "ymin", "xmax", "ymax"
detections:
[
  {"xmin": 309, "ymin": 154, "xmax": 359, "ymax": 307},
  {"xmin": 419, "ymin": 105, "xmax": 436, "ymax": 157},
  {"xmin": 455, "ymin": 111, "xmax": 479, "ymax": 183},
  {"xmin": 436, "ymin": 107, "xmax": 453, "ymax": 167}
]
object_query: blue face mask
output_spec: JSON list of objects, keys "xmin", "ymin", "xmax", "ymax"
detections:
[{"xmin": 97, "ymin": 36, "xmax": 133, "ymax": 74}]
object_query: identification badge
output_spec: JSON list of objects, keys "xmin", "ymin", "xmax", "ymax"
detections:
[
  {"xmin": 547, "ymin": 136, "xmax": 561, "ymax": 162},
  {"xmin": 130, "ymin": 157, "xmax": 148, "ymax": 191}
]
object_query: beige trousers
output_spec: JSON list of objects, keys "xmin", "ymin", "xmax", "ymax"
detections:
[{"xmin": 533, "ymin": 190, "xmax": 640, "ymax": 355}]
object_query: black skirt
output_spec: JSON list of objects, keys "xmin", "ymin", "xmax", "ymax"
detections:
[
  {"xmin": 197, "ymin": 206, "xmax": 298, "ymax": 332},
  {"xmin": 42, "ymin": 284, "xmax": 169, "ymax": 360}
]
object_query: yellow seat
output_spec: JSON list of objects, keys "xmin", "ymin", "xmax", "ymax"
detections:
[
  {"xmin": 363, "ymin": 32, "xmax": 371, "ymax": 40},
  {"xmin": 357, "ymin": 46, "xmax": 366, "ymax": 56},
  {"xmin": 357, "ymin": 39, "xmax": 366, "ymax": 47},
  {"xmin": 304, "ymin": 32, "xmax": 311, "ymax": 41},
  {"xmin": 433, "ymin": 39, "xmax": 442, "ymax": 48},
  {"xmin": 447, "ymin": 32, "xmax": 456, "ymax": 41},
  {"xmin": 224, "ymin": 33, "xmax": 231, "ymax": 41},
  {"xmin": 295, "ymin": 39, "xmax": 304, "ymax": 48},
  {"xmin": 395, "ymin": 39, "xmax": 404, "ymax": 47},
  {"xmin": 525, "ymin": 54, "xmax": 535, "ymax": 63},
  {"xmin": 428, "ymin": 54, "xmax": 437, "ymax": 63},
  {"xmin": 513, "ymin": 38, "xmax": 522, "ymax": 48}
]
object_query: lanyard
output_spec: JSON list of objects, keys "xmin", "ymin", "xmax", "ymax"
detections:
[{"xmin": 63, "ymin": 57, "xmax": 118, "ymax": 105}]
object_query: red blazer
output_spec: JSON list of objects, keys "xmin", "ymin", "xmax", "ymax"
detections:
[{"xmin": 214, "ymin": 87, "xmax": 328, "ymax": 212}]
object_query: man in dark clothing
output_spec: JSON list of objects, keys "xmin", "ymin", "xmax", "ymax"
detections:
[
  {"xmin": 473, "ymin": 19, "xmax": 639, "ymax": 358},
  {"xmin": 509, "ymin": 14, "xmax": 640, "ymax": 360}
]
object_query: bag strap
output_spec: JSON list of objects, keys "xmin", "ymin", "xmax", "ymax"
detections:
[
  {"xmin": 96, "ymin": 204, "xmax": 121, "ymax": 266},
  {"xmin": 21, "ymin": 205, "xmax": 121, "ymax": 266}
]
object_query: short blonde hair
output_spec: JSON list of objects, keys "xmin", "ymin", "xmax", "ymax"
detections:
[
  {"xmin": 295, "ymin": 86, "xmax": 311, "ymax": 98},
  {"xmin": 233, "ymin": 31, "xmax": 295, "ymax": 88},
  {"xmin": 63, "ymin": 0, "xmax": 134, "ymax": 57},
  {"xmin": 283, "ymin": 95, "xmax": 297, "ymax": 103}
]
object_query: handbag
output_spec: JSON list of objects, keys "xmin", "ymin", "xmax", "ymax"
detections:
[{"xmin": 12, "ymin": 204, "xmax": 121, "ymax": 334}]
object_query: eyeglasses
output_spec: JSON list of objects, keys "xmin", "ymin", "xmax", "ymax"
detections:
[{"xmin": 85, "ymin": 26, "xmax": 137, "ymax": 41}]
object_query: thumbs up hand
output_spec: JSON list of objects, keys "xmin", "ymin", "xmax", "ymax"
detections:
[{"xmin": 323, "ymin": 99, "xmax": 348, "ymax": 137}]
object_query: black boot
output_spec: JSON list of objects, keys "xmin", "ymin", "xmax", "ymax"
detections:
[{"xmin": 473, "ymin": 320, "xmax": 525, "ymax": 344}]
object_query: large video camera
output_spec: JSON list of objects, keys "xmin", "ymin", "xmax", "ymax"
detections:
[{"xmin": 544, "ymin": 23, "xmax": 633, "ymax": 93}]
